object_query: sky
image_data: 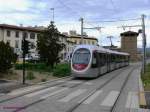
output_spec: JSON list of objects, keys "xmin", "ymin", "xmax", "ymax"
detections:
[{"xmin": 0, "ymin": 0, "xmax": 150, "ymax": 47}]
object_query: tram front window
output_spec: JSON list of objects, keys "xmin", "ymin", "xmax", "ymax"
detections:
[{"xmin": 72, "ymin": 48, "xmax": 90, "ymax": 70}]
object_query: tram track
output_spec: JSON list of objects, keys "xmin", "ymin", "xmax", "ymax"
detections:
[
  {"xmin": 0, "ymin": 74, "xmax": 93, "ymax": 105},
  {"xmin": 65, "ymin": 66, "xmax": 135, "ymax": 112},
  {"xmin": 10, "ymin": 66, "xmax": 132, "ymax": 112},
  {"xmin": 110, "ymin": 66, "xmax": 139, "ymax": 112},
  {"xmin": 0, "ymin": 76, "xmax": 73, "ymax": 103}
]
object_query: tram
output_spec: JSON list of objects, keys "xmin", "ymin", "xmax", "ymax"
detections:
[{"xmin": 71, "ymin": 45, "xmax": 130, "ymax": 78}]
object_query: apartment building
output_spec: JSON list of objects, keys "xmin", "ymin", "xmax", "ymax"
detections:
[
  {"xmin": 64, "ymin": 30, "xmax": 98, "ymax": 45},
  {"xmin": 59, "ymin": 33, "xmax": 75, "ymax": 61},
  {"xmin": 0, "ymin": 24, "xmax": 75, "ymax": 62},
  {"xmin": 0, "ymin": 24, "xmax": 41, "ymax": 55}
]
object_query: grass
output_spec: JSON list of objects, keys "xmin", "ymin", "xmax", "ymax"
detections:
[
  {"xmin": 141, "ymin": 63, "xmax": 150, "ymax": 91},
  {"xmin": 15, "ymin": 63, "xmax": 52, "ymax": 73},
  {"xmin": 53, "ymin": 63, "xmax": 71, "ymax": 77},
  {"xmin": 15, "ymin": 62, "xmax": 71, "ymax": 78},
  {"xmin": 26, "ymin": 71, "xmax": 35, "ymax": 80}
]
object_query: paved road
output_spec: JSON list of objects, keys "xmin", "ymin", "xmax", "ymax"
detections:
[{"xmin": 0, "ymin": 64, "xmax": 149, "ymax": 112}]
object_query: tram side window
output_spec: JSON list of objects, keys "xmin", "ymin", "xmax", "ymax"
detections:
[
  {"xmin": 111, "ymin": 54, "xmax": 115, "ymax": 63},
  {"xmin": 127, "ymin": 56, "xmax": 129, "ymax": 62},
  {"xmin": 119, "ymin": 55, "xmax": 122, "ymax": 63},
  {"xmin": 92, "ymin": 52, "xmax": 98, "ymax": 68},
  {"xmin": 99, "ymin": 53, "xmax": 106, "ymax": 66},
  {"xmin": 116, "ymin": 55, "xmax": 119, "ymax": 63},
  {"xmin": 106, "ymin": 54, "xmax": 110, "ymax": 63}
]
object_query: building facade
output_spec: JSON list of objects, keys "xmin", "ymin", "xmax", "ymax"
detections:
[
  {"xmin": 63, "ymin": 30, "xmax": 98, "ymax": 46},
  {"xmin": 0, "ymin": 24, "xmax": 75, "ymax": 62},
  {"xmin": 120, "ymin": 31, "xmax": 139, "ymax": 61},
  {"xmin": 59, "ymin": 34, "xmax": 75, "ymax": 62},
  {"xmin": 0, "ymin": 24, "xmax": 41, "ymax": 55}
]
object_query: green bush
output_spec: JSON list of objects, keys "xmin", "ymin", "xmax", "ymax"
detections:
[
  {"xmin": 26, "ymin": 71, "xmax": 35, "ymax": 80},
  {"xmin": 41, "ymin": 78, "xmax": 47, "ymax": 82},
  {"xmin": 53, "ymin": 63, "xmax": 71, "ymax": 77},
  {"xmin": 141, "ymin": 64, "xmax": 150, "ymax": 87},
  {"xmin": 0, "ymin": 41, "xmax": 17, "ymax": 73},
  {"xmin": 15, "ymin": 63, "xmax": 51, "ymax": 72}
]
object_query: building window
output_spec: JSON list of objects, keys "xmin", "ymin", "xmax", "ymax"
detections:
[
  {"xmin": 75, "ymin": 40, "xmax": 77, "ymax": 44},
  {"xmin": 15, "ymin": 40, "xmax": 19, "ymax": 48},
  {"xmin": 15, "ymin": 31, "xmax": 19, "ymax": 38},
  {"xmin": 84, "ymin": 40, "xmax": 86, "ymax": 44},
  {"xmin": 30, "ymin": 33, "xmax": 35, "ymax": 39},
  {"xmin": 92, "ymin": 41, "xmax": 94, "ymax": 45},
  {"xmin": 23, "ymin": 32, "xmax": 28, "ymax": 39},
  {"xmin": 88, "ymin": 40, "xmax": 90, "ymax": 44},
  {"xmin": 79, "ymin": 40, "xmax": 82, "ymax": 44},
  {"xmin": 7, "ymin": 30, "xmax": 11, "ymax": 37},
  {"xmin": 30, "ymin": 42, "xmax": 35, "ymax": 49},
  {"xmin": 61, "ymin": 54, "xmax": 63, "ymax": 60},
  {"xmin": 7, "ymin": 40, "xmax": 11, "ymax": 45}
]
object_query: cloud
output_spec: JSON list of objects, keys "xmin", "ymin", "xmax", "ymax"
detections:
[
  {"xmin": 0, "ymin": 0, "xmax": 150, "ymax": 47},
  {"xmin": 0, "ymin": 0, "xmax": 32, "ymax": 12}
]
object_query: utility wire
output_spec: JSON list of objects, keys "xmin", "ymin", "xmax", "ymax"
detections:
[
  {"xmin": 109, "ymin": 0, "xmax": 117, "ymax": 12},
  {"xmin": 86, "ymin": 18, "xmax": 141, "ymax": 23},
  {"xmin": 56, "ymin": 0, "xmax": 81, "ymax": 17}
]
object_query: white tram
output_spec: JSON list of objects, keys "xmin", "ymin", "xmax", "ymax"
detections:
[{"xmin": 71, "ymin": 45, "xmax": 130, "ymax": 78}]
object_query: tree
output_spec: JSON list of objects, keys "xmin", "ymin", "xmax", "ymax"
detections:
[
  {"xmin": 37, "ymin": 22, "xmax": 65, "ymax": 68},
  {"xmin": 0, "ymin": 41, "xmax": 17, "ymax": 73}
]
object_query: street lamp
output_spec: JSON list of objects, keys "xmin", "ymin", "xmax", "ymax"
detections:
[
  {"xmin": 107, "ymin": 36, "xmax": 114, "ymax": 47},
  {"xmin": 50, "ymin": 8, "xmax": 55, "ymax": 22}
]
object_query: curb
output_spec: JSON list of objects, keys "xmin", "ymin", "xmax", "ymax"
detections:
[
  {"xmin": 139, "ymin": 72, "xmax": 147, "ymax": 108},
  {"xmin": 37, "ymin": 76, "xmax": 71, "ymax": 85},
  {"xmin": 5, "ymin": 76, "xmax": 71, "ymax": 94}
]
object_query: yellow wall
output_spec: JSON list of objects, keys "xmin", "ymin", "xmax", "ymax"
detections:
[{"xmin": 67, "ymin": 37, "xmax": 98, "ymax": 45}]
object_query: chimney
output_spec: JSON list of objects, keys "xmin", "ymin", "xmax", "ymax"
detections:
[
  {"xmin": 83, "ymin": 32, "xmax": 87, "ymax": 36},
  {"xmin": 69, "ymin": 30, "xmax": 77, "ymax": 35},
  {"xmin": 62, "ymin": 32, "xmax": 68, "ymax": 35},
  {"xmin": 34, "ymin": 25, "xmax": 38, "ymax": 28},
  {"xmin": 20, "ymin": 24, "xmax": 23, "ymax": 27}
]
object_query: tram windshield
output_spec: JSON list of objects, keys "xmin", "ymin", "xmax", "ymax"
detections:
[{"xmin": 72, "ymin": 48, "xmax": 90, "ymax": 64}]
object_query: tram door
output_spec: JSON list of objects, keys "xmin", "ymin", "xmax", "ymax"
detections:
[
  {"xmin": 107, "ymin": 54, "xmax": 111, "ymax": 72},
  {"xmin": 99, "ymin": 53, "xmax": 107, "ymax": 74},
  {"xmin": 92, "ymin": 52, "xmax": 100, "ymax": 76}
]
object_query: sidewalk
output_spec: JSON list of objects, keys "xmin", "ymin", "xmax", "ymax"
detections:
[
  {"xmin": 139, "ymin": 68, "xmax": 150, "ymax": 109},
  {"xmin": 0, "ymin": 80, "xmax": 28, "ymax": 93}
]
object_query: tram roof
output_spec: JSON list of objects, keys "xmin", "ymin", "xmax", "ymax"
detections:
[{"xmin": 74, "ymin": 45, "xmax": 129, "ymax": 56}]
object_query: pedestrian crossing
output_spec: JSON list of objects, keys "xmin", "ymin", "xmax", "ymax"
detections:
[
  {"xmin": 126, "ymin": 92, "xmax": 139, "ymax": 109},
  {"xmin": 100, "ymin": 91, "xmax": 119, "ymax": 107},
  {"xmin": 58, "ymin": 89, "xmax": 87, "ymax": 102},
  {"xmin": 83, "ymin": 90, "xmax": 102, "ymax": 104},
  {"xmin": 56, "ymin": 80, "xmax": 93, "ymax": 85},
  {"xmin": 25, "ymin": 87, "xmax": 58, "ymax": 97},
  {"xmin": 8, "ymin": 85, "xmax": 44, "ymax": 96},
  {"xmin": 21, "ymin": 86, "xmax": 140, "ymax": 109},
  {"xmin": 40, "ymin": 88, "xmax": 69, "ymax": 99}
]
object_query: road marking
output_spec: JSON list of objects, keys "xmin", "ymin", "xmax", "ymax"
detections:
[
  {"xmin": 83, "ymin": 90, "xmax": 103, "ymax": 104},
  {"xmin": 58, "ymin": 89, "xmax": 87, "ymax": 102},
  {"xmin": 126, "ymin": 92, "xmax": 139, "ymax": 109},
  {"xmin": 84, "ymin": 82, "xmax": 93, "ymax": 85},
  {"xmin": 25, "ymin": 87, "xmax": 58, "ymax": 97},
  {"xmin": 67, "ymin": 81, "xmax": 82, "ymax": 84},
  {"xmin": 0, "ymin": 93, "xmax": 5, "ymax": 96},
  {"xmin": 41, "ymin": 88, "xmax": 68, "ymax": 99},
  {"xmin": 8, "ymin": 85, "xmax": 44, "ymax": 96},
  {"xmin": 100, "ymin": 91, "xmax": 119, "ymax": 107},
  {"xmin": 57, "ymin": 80, "xmax": 65, "ymax": 83}
]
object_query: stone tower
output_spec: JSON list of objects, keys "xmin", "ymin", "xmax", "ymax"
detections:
[{"xmin": 120, "ymin": 31, "xmax": 139, "ymax": 61}]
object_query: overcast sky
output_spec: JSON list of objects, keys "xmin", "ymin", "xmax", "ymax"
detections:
[{"xmin": 0, "ymin": 0, "xmax": 150, "ymax": 47}]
